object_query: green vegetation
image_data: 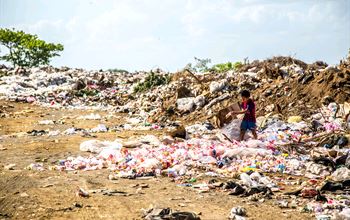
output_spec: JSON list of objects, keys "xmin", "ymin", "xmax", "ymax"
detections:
[
  {"xmin": 75, "ymin": 88, "xmax": 99, "ymax": 97},
  {"xmin": 185, "ymin": 57, "xmax": 243, "ymax": 73},
  {"xmin": 108, "ymin": 68, "xmax": 129, "ymax": 74},
  {"xmin": 133, "ymin": 71, "xmax": 171, "ymax": 93},
  {"xmin": 211, "ymin": 61, "xmax": 243, "ymax": 72},
  {"xmin": 0, "ymin": 28, "xmax": 64, "ymax": 67},
  {"xmin": 185, "ymin": 57, "xmax": 212, "ymax": 73}
]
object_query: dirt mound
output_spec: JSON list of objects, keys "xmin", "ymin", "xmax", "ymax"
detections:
[
  {"xmin": 154, "ymin": 55, "xmax": 350, "ymax": 126},
  {"xmin": 241, "ymin": 56, "xmax": 308, "ymax": 72}
]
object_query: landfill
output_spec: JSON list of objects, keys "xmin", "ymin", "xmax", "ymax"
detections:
[{"xmin": 0, "ymin": 54, "xmax": 350, "ymax": 219}]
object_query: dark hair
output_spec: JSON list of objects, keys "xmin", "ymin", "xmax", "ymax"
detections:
[{"xmin": 241, "ymin": 90, "xmax": 250, "ymax": 98}]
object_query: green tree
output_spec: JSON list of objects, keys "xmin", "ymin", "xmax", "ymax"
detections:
[{"xmin": 0, "ymin": 28, "xmax": 64, "ymax": 67}]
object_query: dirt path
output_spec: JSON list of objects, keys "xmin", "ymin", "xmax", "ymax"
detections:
[{"xmin": 0, "ymin": 101, "xmax": 314, "ymax": 220}]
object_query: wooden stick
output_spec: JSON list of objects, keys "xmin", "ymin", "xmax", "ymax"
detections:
[{"xmin": 184, "ymin": 69, "xmax": 203, "ymax": 85}]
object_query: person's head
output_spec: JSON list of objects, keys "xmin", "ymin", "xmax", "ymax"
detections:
[{"xmin": 240, "ymin": 90, "xmax": 250, "ymax": 102}]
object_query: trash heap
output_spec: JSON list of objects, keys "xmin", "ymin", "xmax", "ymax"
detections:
[
  {"xmin": 0, "ymin": 54, "xmax": 349, "ymax": 126},
  {"xmin": 0, "ymin": 65, "xmax": 152, "ymax": 110},
  {"xmin": 1, "ymin": 54, "xmax": 350, "ymax": 219},
  {"xmin": 24, "ymin": 100, "xmax": 350, "ymax": 219}
]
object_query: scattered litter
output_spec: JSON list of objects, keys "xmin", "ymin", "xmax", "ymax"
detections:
[
  {"xmin": 4, "ymin": 164, "xmax": 16, "ymax": 170},
  {"xmin": 229, "ymin": 206, "xmax": 247, "ymax": 220},
  {"xmin": 76, "ymin": 187, "xmax": 89, "ymax": 198},
  {"xmin": 38, "ymin": 120, "xmax": 55, "ymax": 125},
  {"xmin": 26, "ymin": 163, "xmax": 45, "ymax": 171},
  {"xmin": 77, "ymin": 113, "xmax": 101, "ymax": 120},
  {"xmin": 1, "ymin": 54, "xmax": 350, "ymax": 219},
  {"xmin": 142, "ymin": 207, "xmax": 200, "ymax": 220}
]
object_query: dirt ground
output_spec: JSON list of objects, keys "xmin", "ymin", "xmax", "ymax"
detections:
[{"xmin": 0, "ymin": 101, "xmax": 315, "ymax": 220}]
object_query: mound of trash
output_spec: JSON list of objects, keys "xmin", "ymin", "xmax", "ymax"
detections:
[
  {"xmin": 1, "ymin": 54, "xmax": 349, "ymax": 128},
  {"xmin": 24, "ymin": 99, "xmax": 350, "ymax": 219},
  {"xmin": 2, "ymin": 53, "xmax": 350, "ymax": 219}
]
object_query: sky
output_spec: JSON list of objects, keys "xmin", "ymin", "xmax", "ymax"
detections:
[{"xmin": 0, "ymin": 0, "xmax": 349, "ymax": 71}]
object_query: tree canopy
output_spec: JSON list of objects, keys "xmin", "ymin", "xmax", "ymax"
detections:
[{"xmin": 0, "ymin": 28, "xmax": 64, "ymax": 67}]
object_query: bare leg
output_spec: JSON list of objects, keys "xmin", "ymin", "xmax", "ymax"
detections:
[
  {"xmin": 251, "ymin": 129, "xmax": 258, "ymax": 139},
  {"xmin": 240, "ymin": 130, "xmax": 246, "ymax": 141}
]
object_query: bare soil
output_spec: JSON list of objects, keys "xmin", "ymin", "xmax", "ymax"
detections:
[{"xmin": 0, "ymin": 101, "xmax": 315, "ymax": 220}]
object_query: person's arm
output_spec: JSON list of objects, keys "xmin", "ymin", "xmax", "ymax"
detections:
[
  {"xmin": 226, "ymin": 109, "xmax": 247, "ymax": 118},
  {"xmin": 232, "ymin": 110, "xmax": 247, "ymax": 114}
]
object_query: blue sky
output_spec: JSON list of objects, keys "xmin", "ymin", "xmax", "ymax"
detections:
[{"xmin": 0, "ymin": 0, "xmax": 349, "ymax": 71}]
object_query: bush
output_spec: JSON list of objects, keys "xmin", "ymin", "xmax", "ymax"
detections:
[
  {"xmin": 0, "ymin": 28, "xmax": 64, "ymax": 67},
  {"xmin": 211, "ymin": 61, "xmax": 243, "ymax": 72},
  {"xmin": 133, "ymin": 72, "xmax": 171, "ymax": 93}
]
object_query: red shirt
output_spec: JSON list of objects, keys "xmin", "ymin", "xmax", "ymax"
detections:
[{"xmin": 242, "ymin": 99, "xmax": 256, "ymax": 123}]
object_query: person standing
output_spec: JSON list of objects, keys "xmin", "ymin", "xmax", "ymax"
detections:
[{"xmin": 226, "ymin": 90, "xmax": 257, "ymax": 141}]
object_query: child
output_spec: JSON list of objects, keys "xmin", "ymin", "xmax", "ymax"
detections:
[{"xmin": 226, "ymin": 90, "xmax": 257, "ymax": 141}]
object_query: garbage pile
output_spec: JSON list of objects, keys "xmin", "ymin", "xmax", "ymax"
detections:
[
  {"xmin": 0, "ymin": 66, "xmax": 152, "ymax": 110},
  {"xmin": 22, "ymin": 99, "xmax": 349, "ymax": 219},
  {"xmin": 0, "ymin": 55, "xmax": 349, "ymax": 127},
  {"xmin": 1, "ymin": 54, "xmax": 350, "ymax": 219}
]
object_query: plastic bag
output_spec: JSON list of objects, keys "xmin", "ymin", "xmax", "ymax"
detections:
[
  {"xmin": 331, "ymin": 167, "xmax": 350, "ymax": 182},
  {"xmin": 176, "ymin": 98, "xmax": 195, "ymax": 112},
  {"xmin": 80, "ymin": 140, "xmax": 122, "ymax": 153}
]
